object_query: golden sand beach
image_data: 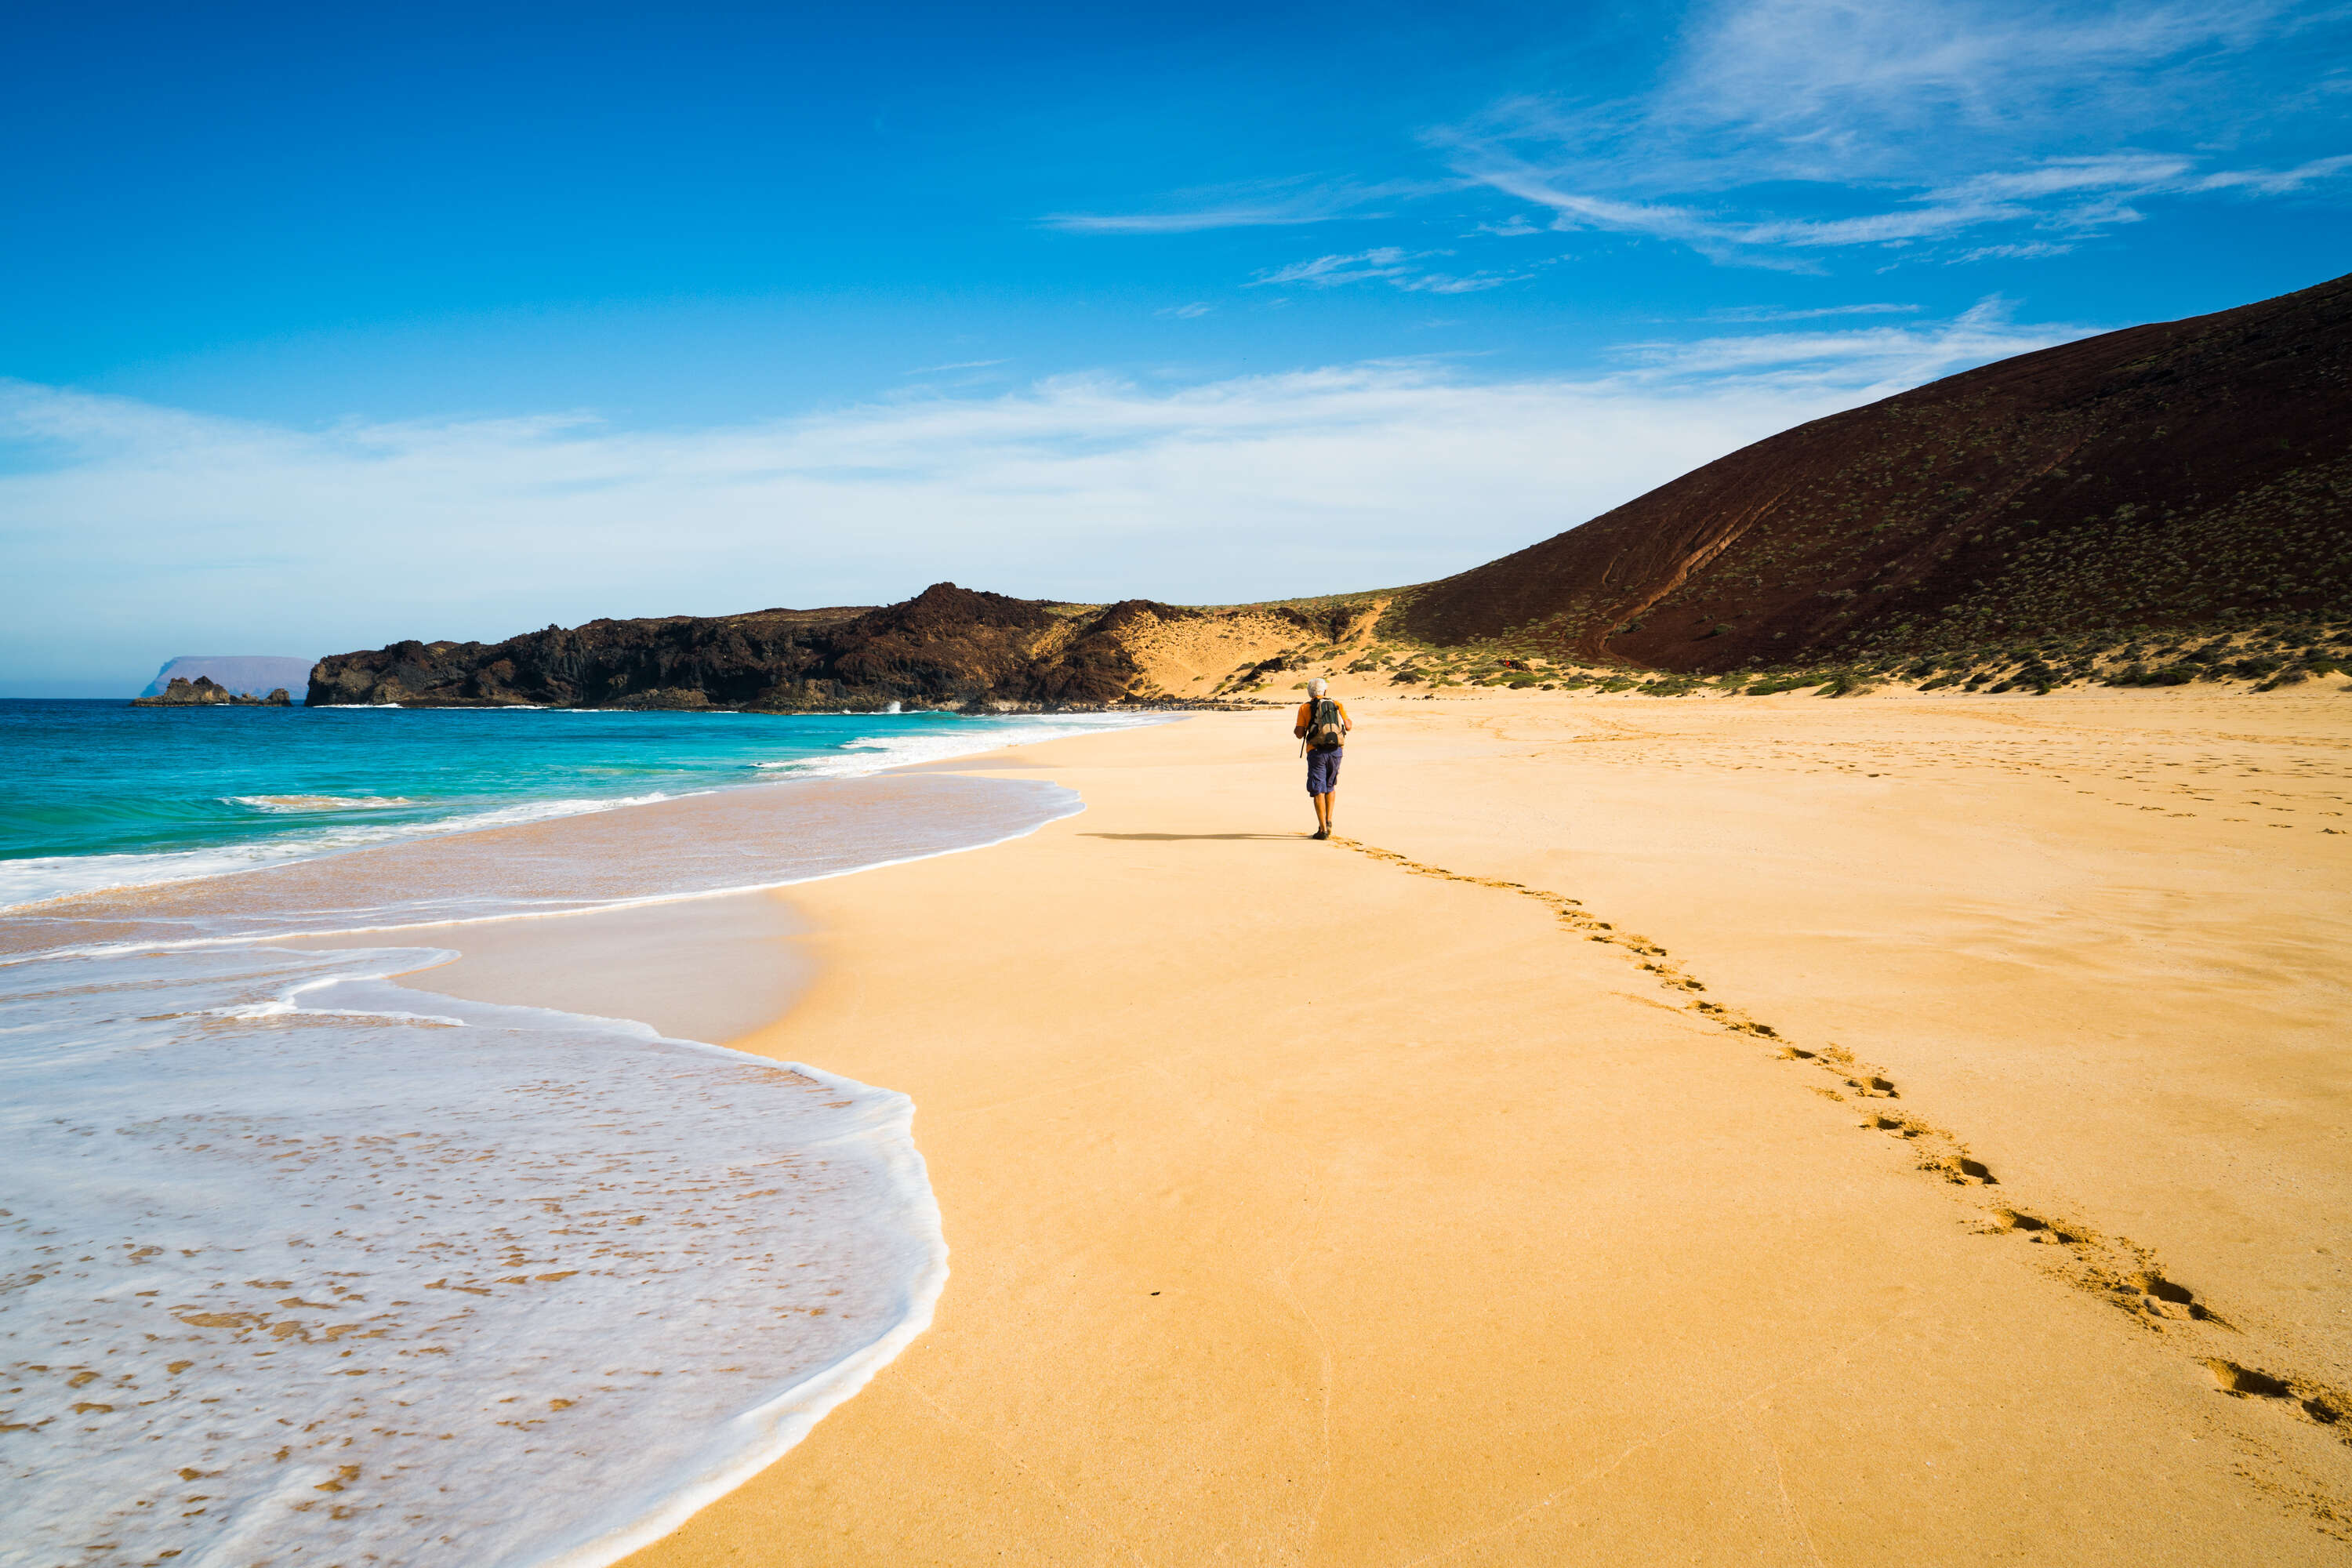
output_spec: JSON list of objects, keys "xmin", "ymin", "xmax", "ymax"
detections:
[{"xmin": 380, "ymin": 688, "xmax": 2351, "ymax": 1565}]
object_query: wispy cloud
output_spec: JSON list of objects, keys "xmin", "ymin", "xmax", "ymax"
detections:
[
  {"xmin": 1651, "ymin": 0, "xmax": 2285, "ymax": 170},
  {"xmin": 1045, "ymin": 206, "xmax": 1345, "ymax": 234},
  {"xmin": 2189, "ymin": 151, "xmax": 2352, "ymax": 192},
  {"xmin": 1706, "ymin": 302, "xmax": 1921, "ymax": 321},
  {"xmin": 1250, "ymin": 247, "xmax": 1541, "ymax": 295},
  {"xmin": 1947, "ymin": 241, "xmax": 2074, "ymax": 263},
  {"xmin": 1457, "ymin": 137, "xmax": 2339, "ymax": 267},
  {"xmin": 904, "ymin": 358, "xmax": 1010, "ymax": 375},
  {"xmin": 1042, "ymin": 177, "xmax": 1441, "ymax": 234},
  {"xmin": 1613, "ymin": 296, "xmax": 2078, "ymax": 379},
  {"xmin": 0, "ymin": 299, "xmax": 2091, "ymax": 681},
  {"xmin": 1156, "ymin": 303, "xmax": 1215, "ymax": 318},
  {"xmin": 1435, "ymin": 0, "xmax": 2351, "ymax": 265},
  {"xmin": 1250, "ymin": 248, "xmax": 1426, "ymax": 288}
]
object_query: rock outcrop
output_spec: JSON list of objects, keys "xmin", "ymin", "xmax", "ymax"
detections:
[
  {"xmin": 1395, "ymin": 269, "xmax": 2352, "ymax": 670},
  {"xmin": 307, "ymin": 584, "xmax": 1209, "ymax": 710},
  {"xmin": 132, "ymin": 677, "xmax": 294, "ymax": 707},
  {"xmin": 140, "ymin": 656, "xmax": 317, "ymax": 700}
]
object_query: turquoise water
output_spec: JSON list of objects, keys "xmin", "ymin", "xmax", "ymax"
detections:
[
  {"xmin": 0, "ymin": 698, "xmax": 1136, "ymax": 908},
  {"xmin": 1, "ymin": 699, "xmax": 1157, "ymax": 1566}
]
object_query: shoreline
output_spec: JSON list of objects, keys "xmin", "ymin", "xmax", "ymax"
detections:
[
  {"xmin": 0, "ymin": 765, "xmax": 1116, "ymax": 1568},
  {"xmin": 10, "ymin": 688, "xmax": 2347, "ymax": 1563}
]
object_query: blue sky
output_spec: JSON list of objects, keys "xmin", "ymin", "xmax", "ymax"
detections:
[{"xmin": 4, "ymin": 0, "xmax": 2347, "ymax": 693}]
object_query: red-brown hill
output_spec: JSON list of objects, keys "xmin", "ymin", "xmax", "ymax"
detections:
[{"xmin": 1394, "ymin": 270, "xmax": 2352, "ymax": 671}]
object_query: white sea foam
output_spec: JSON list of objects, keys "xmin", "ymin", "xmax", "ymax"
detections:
[
  {"xmin": 0, "ymin": 761, "xmax": 1123, "ymax": 1566},
  {"xmin": 753, "ymin": 710, "xmax": 1173, "ymax": 779},
  {"xmin": 0, "ymin": 944, "xmax": 946, "ymax": 1568},
  {"xmin": 0, "ymin": 793, "xmax": 680, "ymax": 913},
  {"xmin": 229, "ymin": 793, "xmax": 419, "ymax": 811}
]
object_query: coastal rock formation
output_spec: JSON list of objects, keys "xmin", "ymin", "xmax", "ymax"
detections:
[
  {"xmin": 308, "ymin": 584, "xmax": 1216, "ymax": 710},
  {"xmin": 132, "ymin": 677, "xmax": 294, "ymax": 707},
  {"xmin": 140, "ymin": 655, "xmax": 317, "ymax": 699},
  {"xmin": 1396, "ymin": 269, "xmax": 2352, "ymax": 670}
]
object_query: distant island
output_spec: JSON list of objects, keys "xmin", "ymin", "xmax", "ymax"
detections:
[
  {"xmin": 141, "ymin": 655, "xmax": 317, "ymax": 700},
  {"xmin": 133, "ymin": 676, "xmax": 295, "ymax": 707},
  {"xmin": 312, "ymin": 270, "xmax": 2349, "ymax": 711}
]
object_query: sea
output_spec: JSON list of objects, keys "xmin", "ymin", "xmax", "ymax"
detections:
[{"xmin": 0, "ymin": 698, "xmax": 1167, "ymax": 1567}]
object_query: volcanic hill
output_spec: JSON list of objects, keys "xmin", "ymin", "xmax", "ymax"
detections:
[
  {"xmin": 311, "ymin": 270, "xmax": 2350, "ymax": 709},
  {"xmin": 1399, "ymin": 269, "xmax": 2352, "ymax": 671}
]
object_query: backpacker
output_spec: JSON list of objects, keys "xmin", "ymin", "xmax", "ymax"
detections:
[{"xmin": 1303, "ymin": 697, "xmax": 1345, "ymax": 750}]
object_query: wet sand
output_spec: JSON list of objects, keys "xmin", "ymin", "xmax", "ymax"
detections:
[{"xmin": 394, "ymin": 690, "xmax": 2351, "ymax": 1565}]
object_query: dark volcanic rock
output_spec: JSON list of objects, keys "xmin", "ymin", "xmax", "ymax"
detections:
[
  {"xmin": 132, "ymin": 676, "xmax": 289, "ymax": 707},
  {"xmin": 140, "ymin": 656, "xmax": 315, "ymax": 699},
  {"xmin": 1396, "ymin": 270, "xmax": 2352, "ymax": 670},
  {"xmin": 307, "ymin": 584, "xmax": 1187, "ymax": 710}
]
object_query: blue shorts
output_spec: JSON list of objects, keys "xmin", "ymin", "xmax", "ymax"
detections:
[{"xmin": 1305, "ymin": 746, "xmax": 1342, "ymax": 794}]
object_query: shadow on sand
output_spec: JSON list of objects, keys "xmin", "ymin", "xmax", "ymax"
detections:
[{"xmin": 1079, "ymin": 833, "xmax": 1305, "ymax": 842}]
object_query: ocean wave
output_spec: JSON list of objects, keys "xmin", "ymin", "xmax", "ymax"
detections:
[
  {"xmin": 0, "ymin": 791, "xmax": 681, "ymax": 912},
  {"xmin": 228, "ymin": 793, "xmax": 419, "ymax": 811},
  {"xmin": 753, "ymin": 711, "xmax": 1173, "ymax": 778},
  {"xmin": 0, "ymin": 944, "xmax": 946, "ymax": 1568}
]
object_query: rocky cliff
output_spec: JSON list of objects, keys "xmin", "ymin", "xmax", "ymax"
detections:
[
  {"xmin": 1396, "ymin": 270, "xmax": 2352, "ymax": 670},
  {"xmin": 307, "ymin": 584, "xmax": 1269, "ymax": 710}
]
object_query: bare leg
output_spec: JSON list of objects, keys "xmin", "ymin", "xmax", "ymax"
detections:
[{"xmin": 1311, "ymin": 791, "xmax": 1334, "ymax": 835}]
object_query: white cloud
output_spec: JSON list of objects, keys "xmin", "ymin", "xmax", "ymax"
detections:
[
  {"xmin": 1041, "ymin": 177, "xmax": 1443, "ymax": 234},
  {"xmin": 1250, "ymin": 248, "xmax": 1540, "ymax": 295},
  {"xmin": 1433, "ymin": 0, "xmax": 2350, "ymax": 265},
  {"xmin": 1655, "ymin": 0, "xmax": 2282, "ymax": 169},
  {"xmin": 1612, "ymin": 295, "xmax": 2074, "ymax": 379},
  {"xmin": 1044, "ymin": 206, "xmax": 1345, "ymax": 234},
  {"xmin": 1250, "ymin": 248, "xmax": 1425, "ymax": 287},
  {"xmin": 1395, "ymin": 269, "xmax": 1534, "ymax": 294},
  {"xmin": 1947, "ymin": 241, "xmax": 2074, "ymax": 263},
  {"xmin": 1156, "ymin": 303, "xmax": 1215, "ymax": 318},
  {"xmin": 2190, "ymin": 151, "xmax": 2352, "ymax": 192},
  {"xmin": 0, "ymin": 300, "xmax": 2091, "ymax": 684},
  {"xmin": 1706, "ymin": 302, "xmax": 1921, "ymax": 321}
]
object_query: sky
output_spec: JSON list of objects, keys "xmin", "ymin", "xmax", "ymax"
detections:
[{"xmin": 3, "ymin": 0, "xmax": 2347, "ymax": 695}]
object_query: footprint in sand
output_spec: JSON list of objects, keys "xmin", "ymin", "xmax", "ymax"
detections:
[{"xmin": 2205, "ymin": 1359, "xmax": 2345, "ymax": 1428}]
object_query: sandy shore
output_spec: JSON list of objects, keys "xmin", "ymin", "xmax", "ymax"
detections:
[{"xmin": 387, "ymin": 690, "xmax": 2350, "ymax": 1564}]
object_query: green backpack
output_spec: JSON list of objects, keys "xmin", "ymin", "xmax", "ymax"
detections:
[{"xmin": 1304, "ymin": 698, "xmax": 1345, "ymax": 750}]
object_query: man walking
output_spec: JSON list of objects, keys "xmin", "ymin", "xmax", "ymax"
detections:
[{"xmin": 1293, "ymin": 677, "xmax": 1351, "ymax": 840}]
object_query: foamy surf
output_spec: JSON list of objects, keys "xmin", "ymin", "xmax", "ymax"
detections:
[
  {"xmin": 0, "ymin": 791, "xmax": 681, "ymax": 913},
  {"xmin": 0, "ymin": 944, "xmax": 946, "ymax": 1568},
  {"xmin": 0, "ymin": 754, "xmax": 1140, "ymax": 1566},
  {"xmin": 752, "ymin": 710, "xmax": 1172, "ymax": 779},
  {"xmin": 2, "ymin": 710, "xmax": 1169, "ymax": 913}
]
